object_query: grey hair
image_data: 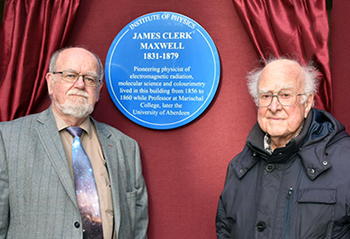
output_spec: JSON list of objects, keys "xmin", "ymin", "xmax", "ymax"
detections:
[
  {"xmin": 49, "ymin": 46, "xmax": 104, "ymax": 82},
  {"xmin": 247, "ymin": 58, "xmax": 320, "ymax": 105}
]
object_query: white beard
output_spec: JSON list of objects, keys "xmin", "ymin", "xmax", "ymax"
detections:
[{"xmin": 56, "ymin": 89, "xmax": 94, "ymax": 119}]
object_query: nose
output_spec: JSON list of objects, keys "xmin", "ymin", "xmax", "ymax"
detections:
[
  {"xmin": 74, "ymin": 75, "xmax": 86, "ymax": 89},
  {"xmin": 268, "ymin": 95, "xmax": 282, "ymax": 111}
]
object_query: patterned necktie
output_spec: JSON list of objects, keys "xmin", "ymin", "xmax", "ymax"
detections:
[{"xmin": 66, "ymin": 127, "xmax": 103, "ymax": 239}]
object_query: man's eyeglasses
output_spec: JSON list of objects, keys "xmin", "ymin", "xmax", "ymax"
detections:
[
  {"xmin": 257, "ymin": 91, "xmax": 306, "ymax": 107},
  {"xmin": 52, "ymin": 71, "xmax": 101, "ymax": 87}
]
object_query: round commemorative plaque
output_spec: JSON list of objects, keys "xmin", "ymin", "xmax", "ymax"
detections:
[{"xmin": 105, "ymin": 12, "xmax": 220, "ymax": 130}]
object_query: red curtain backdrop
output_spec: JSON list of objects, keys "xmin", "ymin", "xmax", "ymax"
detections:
[
  {"xmin": 0, "ymin": 0, "xmax": 81, "ymax": 121},
  {"xmin": 233, "ymin": 0, "xmax": 332, "ymax": 112}
]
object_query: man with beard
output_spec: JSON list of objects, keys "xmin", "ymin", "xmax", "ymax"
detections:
[{"xmin": 0, "ymin": 47, "xmax": 149, "ymax": 239}]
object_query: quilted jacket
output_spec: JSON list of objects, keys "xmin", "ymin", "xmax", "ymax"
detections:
[{"xmin": 216, "ymin": 108, "xmax": 350, "ymax": 239}]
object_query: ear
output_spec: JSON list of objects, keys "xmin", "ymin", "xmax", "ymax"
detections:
[
  {"xmin": 46, "ymin": 72, "xmax": 54, "ymax": 96},
  {"xmin": 304, "ymin": 93, "xmax": 314, "ymax": 118}
]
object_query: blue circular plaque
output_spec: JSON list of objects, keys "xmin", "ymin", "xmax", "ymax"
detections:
[{"xmin": 105, "ymin": 12, "xmax": 220, "ymax": 129}]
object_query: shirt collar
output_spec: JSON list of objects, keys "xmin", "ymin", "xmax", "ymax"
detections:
[
  {"xmin": 263, "ymin": 121, "xmax": 305, "ymax": 154},
  {"xmin": 52, "ymin": 108, "xmax": 92, "ymax": 138}
]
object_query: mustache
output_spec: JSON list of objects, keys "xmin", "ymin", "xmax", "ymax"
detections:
[{"xmin": 66, "ymin": 89, "xmax": 90, "ymax": 99}]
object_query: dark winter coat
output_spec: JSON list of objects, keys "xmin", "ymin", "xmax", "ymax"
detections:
[{"xmin": 216, "ymin": 108, "xmax": 350, "ymax": 239}]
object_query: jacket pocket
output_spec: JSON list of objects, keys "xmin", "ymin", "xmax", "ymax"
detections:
[
  {"xmin": 127, "ymin": 189, "xmax": 137, "ymax": 230},
  {"xmin": 297, "ymin": 188, "xmax": 336, "ymax": 239}
]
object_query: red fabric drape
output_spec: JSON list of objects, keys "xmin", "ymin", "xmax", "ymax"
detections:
[
  {"xmin": 233, "ymin": 0, "xmax": 332, "ymax": 112},
  {"xmin": 0, "ymin": 0, "xmax": 81, "ymax": 121}
]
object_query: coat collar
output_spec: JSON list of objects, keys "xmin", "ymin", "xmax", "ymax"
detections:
[
  {"xmin": 92, "ymin": 118, "xmax": 125, "ymax": 235},
  {"xmin": 36, "ymin": 107, "xmax": 78, "ymax": 206},
  {"xmin": 234, "ymin": 109, "xmax": 340, "ymax": 180}
]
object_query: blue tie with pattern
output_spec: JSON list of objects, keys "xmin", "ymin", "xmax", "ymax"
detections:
[{"xmin": 66, "ymin": 127, "xmax": 103, "ymax": 239}]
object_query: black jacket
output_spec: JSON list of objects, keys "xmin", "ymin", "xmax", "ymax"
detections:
[{"xmin": 216, "ymin": 108, "xmax": 350, "ymax": 239}]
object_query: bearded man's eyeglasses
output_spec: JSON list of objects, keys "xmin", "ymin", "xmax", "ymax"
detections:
[{"xmin": 52, "ymin": 71, "xmax": 101, "ymax": 88}]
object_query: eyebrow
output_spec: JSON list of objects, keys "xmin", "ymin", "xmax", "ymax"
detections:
[
  {"xmin": 60, "ymin": 69, "xmax": 99, "ymax": 77},
  {"xmin": 258, "ymin": 87, "xmax": 296, "ymax": 94}
]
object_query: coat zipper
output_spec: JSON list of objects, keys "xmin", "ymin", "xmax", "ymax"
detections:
[{"xmin": 282, "ymin": 188, "xmax": 293, "ymax": 239}]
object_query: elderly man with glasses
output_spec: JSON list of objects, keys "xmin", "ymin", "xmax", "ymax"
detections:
[
  {"xmin": 0, "ymin": 47, "xmax": 148, "ymax": 239},
  {"xmin": 216, "ymin": 58, "xmax": 350, "ymax": 239}
]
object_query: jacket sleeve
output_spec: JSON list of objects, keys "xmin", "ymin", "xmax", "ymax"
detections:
[
  {"xmin": 216, "ymin": 163, "xmax": 233, "ymax": 239},
  {"xmin": 0, "ymin": 129, "xmax": 9, "ymax": 239}
]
